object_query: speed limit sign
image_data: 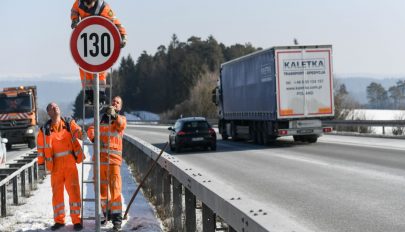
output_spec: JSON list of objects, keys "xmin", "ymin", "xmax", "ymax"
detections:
[{"xmin": 70, "ymin": 16, "xmax": 121, "ymax": 73}]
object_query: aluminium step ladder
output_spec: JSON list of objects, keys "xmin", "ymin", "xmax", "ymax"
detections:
[{"xmin": 80, "ymin": 70, "xmax": 114, "ymax": 226}]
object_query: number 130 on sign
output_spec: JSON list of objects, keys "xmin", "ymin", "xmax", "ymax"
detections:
[{"xmin": 70, "ymin": 16, "xmax": 121, "ymax": 73}]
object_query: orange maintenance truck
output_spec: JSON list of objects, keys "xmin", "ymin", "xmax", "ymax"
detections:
[{"xmin": 0, "ymin": 86, "xmax": 38, "ymax": 150}]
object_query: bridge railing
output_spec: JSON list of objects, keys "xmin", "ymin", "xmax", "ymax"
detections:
[{"xmin": 0, "ymin": 151, "xmax": 39, "ymax": 217}]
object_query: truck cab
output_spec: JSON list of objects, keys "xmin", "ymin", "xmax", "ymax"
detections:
[{"xmin": 0, "ymin": 86, "xmax": 38, "ymax": 150}]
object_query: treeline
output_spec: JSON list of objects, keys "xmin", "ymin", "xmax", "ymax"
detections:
[
  {"xmin": 73, "ymin": 34, "xmax": 259, "ymax": 118},
  {"xmin": 366, "ymin": 80, "xmax": 405, "ymax": 109}
]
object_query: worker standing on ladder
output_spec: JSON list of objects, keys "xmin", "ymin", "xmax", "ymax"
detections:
[
  {"xmin": 87, "ymin": 96, "xmax": 127, "ymax": 231},
  {"xmin": 70, "ymin": 0, "xmax": 127, "ymax": 105},
  {"xmin": 37, "ymin": 103, "xmax": 85, "ymax": 231}
]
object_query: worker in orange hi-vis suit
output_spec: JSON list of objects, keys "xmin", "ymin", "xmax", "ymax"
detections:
[
  {"xmin": 70, "ymin": 0, "xmax": 127, "ymax": 105},
  {"xmin": 87, "ymin": 96, "xmax": 126, "ymax": 232},
  {"xmin": 37, "ymin": 102, "xmax": 85, "ymax": 231}
]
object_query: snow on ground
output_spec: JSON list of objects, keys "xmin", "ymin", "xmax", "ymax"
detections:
[{"xmin": 0, "ymin": 145, "xmax": 162, "ymax": 232}]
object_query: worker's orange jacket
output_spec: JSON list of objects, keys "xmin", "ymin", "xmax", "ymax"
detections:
[
  {"xmin": 71, "ymin": 0, "xmax": 127, "ymax": 37},
  {"xmin": 37, "ymin": 117, "xmax": 84, "ymax": 172},
  {"xmin": 87, "ymin": 114, "xmax": 126, "ymax": 165}
]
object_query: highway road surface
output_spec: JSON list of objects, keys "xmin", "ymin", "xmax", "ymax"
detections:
[{"xmin": 126, "ymin": 124, "xmax": 405, "ymax": 232}]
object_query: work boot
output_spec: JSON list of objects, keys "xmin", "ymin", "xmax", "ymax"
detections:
[
  {"xmin": 84, "ymin": 89, "xmax": 94, "ymax": 105},
  {"xmin": 73, "ymin": 223, "xmax": 83, "ymax": 231},
  {"xmin": 112, "ymin": 223, "xmax": 121, "ymax": 232},
  {"xmin": 101, "ymin": 211, "xmax": 111, "ymax": 226},
  {"xmin": 50, "ymin": 223, "xmax": 65, "ymax": 231},
  {"xmin": 111, "ymin": 213, "xmax": 122, "ymax": 231}
]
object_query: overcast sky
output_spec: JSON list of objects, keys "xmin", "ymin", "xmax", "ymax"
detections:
[{"xmin": 1, "ymin": 0, "xmax": 405, "ymax": 80}]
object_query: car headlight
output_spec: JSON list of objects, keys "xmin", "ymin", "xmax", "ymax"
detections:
[{"xmin": 26, "ymin": 128, "xmax": 34, "ymax": 134}]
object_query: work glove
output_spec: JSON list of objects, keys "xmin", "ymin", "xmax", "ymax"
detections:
[
  {"xmin": 106, "ymin": 106, "xmax": 117, "ymax": 119},
  {"xmin": 71, "ymin": 19, "xmax": 79, "ymax": 29},
  {"xmin": 121, "ymin": 35, "xmax": 127, "ymax": 48},
  {"xmin": 38, "ymin": 164, "xmax": 46, "ymax": 178}
]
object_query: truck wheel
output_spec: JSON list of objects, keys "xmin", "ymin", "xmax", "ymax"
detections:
[
  {"xmin": 6, "ymin": 143, "xmax": 12, "ymax": 151},
  {"xmin": 306, "ymin": 136, "xmax": 318, "ymax": 143},
  {"xmin": 28, "ymin": 139, "xmax": 36, "ymax": 149},
  {"xmin": 262, "ymin": 130, "xmax": 269, "ymax": 145},
  {"xmin": 257, "ymin": 131, "xmax": 264, "ymax": 145},
  {"xmin": 251, "ymin": 124, "xmax": 258, "ymax": 144},
  {"xmin": 210, "ymin": 143, "xmax": 217, "ymax": 151},
  {"xmin": 293, "ymin": 135, "xmax": 304, "ymax": 142},
  {"xmin": 175, "ymin": 143, "xmax": 182, "ymax": 153},
  {"xmin": 231, "ymin": 123, "xmax": 238, "ymax": 141}
]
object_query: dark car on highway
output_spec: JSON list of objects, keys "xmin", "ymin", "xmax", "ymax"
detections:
[{"xmin": 168, "ymin": 117, "xmax": 216, "ymax": 152}]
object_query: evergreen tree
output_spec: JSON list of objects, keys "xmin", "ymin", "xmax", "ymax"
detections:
[
  {"xmin": 72, "ymin": 35, "xmax": 261, "ymax": 115},
  {"xmin": 366, "ymin": 82, "xmax": 388, "ymax": 109}
]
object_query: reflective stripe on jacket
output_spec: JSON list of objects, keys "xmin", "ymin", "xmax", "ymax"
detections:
[{"xmin": 87, "ymin": 114, "xmax": 126, "ymax": 165}]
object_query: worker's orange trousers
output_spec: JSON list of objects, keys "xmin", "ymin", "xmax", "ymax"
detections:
[
  {"xmin": 51, "ymin": 164, "xmax": 81, "ymax": 224},
  {"xmin": 99, "ymin": 163, "xmax": 122, "ymax": 216},
  {"xmin": 79, "ymin": 68, "xmax": 106, "ymax": 88}
]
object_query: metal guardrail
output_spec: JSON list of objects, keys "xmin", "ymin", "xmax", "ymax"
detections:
[
  {"xmin": 0, "ymin": 151, "xmax": 39, "ymax": 217},
  {"xmin": 129, "ymin": 119, "xmax": 405, "ymax": 127},
  {"xmin": 123, "ymin": 135, "xmax": 304, "ymax": 232},
  {"xmin": 322, "ymin": 120, "xmax": 405, "ymax": 135},
  {"xmin": 322, "ymin": 120, "xmax": 405, "ymax": 127}
]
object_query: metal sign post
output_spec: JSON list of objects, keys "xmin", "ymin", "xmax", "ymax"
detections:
[{"xmin": 93, "ymin": 73, "xmax": 101, "ymax": 231}]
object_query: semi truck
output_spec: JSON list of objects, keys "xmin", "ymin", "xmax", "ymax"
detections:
[
  {"xmin": 0, "ymin": 86, "xmax": 38, "ymax": 150},
  {"xmin": 213, "ymin": 45, "xmax": 334, "ymax": 144}
]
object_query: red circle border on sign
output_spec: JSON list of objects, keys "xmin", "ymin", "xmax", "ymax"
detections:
[{"xmin": 70, "ymin": 16, "xmax": 121, "ymax": 73}]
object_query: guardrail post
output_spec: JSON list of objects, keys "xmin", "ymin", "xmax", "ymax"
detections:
[
  {"xmin": 156, "ymin": 166, "xmax": 163, "ymax": 208},
  {"xmin": 21, "ymin": 170, "xmax": 26, "ymax": 197},
  {"xmin": 13, "ymin": 176, "xmax": 18, "ymax": 205},
  {"xmin": 382, "ymin": 126, "xmax": 385, "ymax": 135},
  {"xmin": 149, "ymin": 159, "xmax": 156, "ymax": 200},
  {"xmin": 185, "ymin": 187, "xmax": 196, "ymax": 231},
  {"xmin": 172, "ymin": 177, "xmax": 182, "ymax": 231},
  {"xmin": 33, "ymin": 161, "xmax": 38, "ymax": 187},
  {"xmin": 163, "ymin": 171, "xmax": 170, "ymax": 219},
  {"xmin": 28, "ymin": 166, "xmax": 33, "ymax": 190},
  {"xmin": 1, "ymin": 184, "xmax": 6, "ymax": 217},
  {"xmin": 144, "ymin": 158, "xmax": 152, "ymax": 199},
  {"xmin": 202, "ymin": 203, "xmax": 216, "ymax": 232}
]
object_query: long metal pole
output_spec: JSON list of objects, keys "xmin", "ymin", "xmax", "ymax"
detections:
[
  {"xmin": 94, "ymin": 73, "xmax": 101, "ymax": 232},
  {"xmin": 123, "ymin": 142, "xmax": 168, "ymax": 219}
]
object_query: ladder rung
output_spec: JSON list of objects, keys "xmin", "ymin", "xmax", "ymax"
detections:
[
  {"xmin": 85, "ymin": 104, "xmax": 109, "ymax": 108},
  {"xmin": 83, "ymin": 161, "xmax": 94, "ymax": 165},
  {"xmin": 83, "ymin": 198, "xmax": 95, "ymax": 202},
  {"xmin": 83, "ymin": 141, "xmax": 93, "ymax": 146},
  {"xmin": 83, "ymin": 180, "xmax": 95, "ymax": 184},
  {"xmin": 82, "ymin": 216, "xmax": 106, "ymax": 221}
]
